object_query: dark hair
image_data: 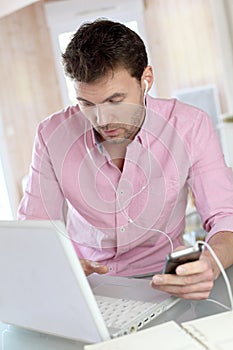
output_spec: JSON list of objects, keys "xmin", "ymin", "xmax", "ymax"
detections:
[{"xmin": 62, "ymin": 19, "xmax": 148, "ymax": 83}]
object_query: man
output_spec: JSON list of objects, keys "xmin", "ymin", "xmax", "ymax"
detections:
[{"xmin": 18, "ymin": 19, "xmax": 233, "ymax": 300}]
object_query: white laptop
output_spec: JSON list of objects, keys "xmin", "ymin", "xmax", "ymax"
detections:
[{"xmin": 0, "ymin": 220, "xmax": 179, "ymax": 343}]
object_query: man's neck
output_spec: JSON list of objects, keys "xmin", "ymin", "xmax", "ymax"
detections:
[{"xmin": 103, "ymin": 140, "xmax": 130, "ymax": 172}]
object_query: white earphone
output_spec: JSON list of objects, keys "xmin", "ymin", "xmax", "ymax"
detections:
[{"xmin": 144, "ymin": 79, "xmax": 149, "ymax": 95}]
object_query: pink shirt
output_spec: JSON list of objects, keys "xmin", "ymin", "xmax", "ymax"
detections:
[{"xmin": 18, "ymin": 96, "xmax": 233, "ymax": 275}]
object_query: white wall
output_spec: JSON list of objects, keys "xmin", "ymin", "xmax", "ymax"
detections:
[
  {"xmin": 0, "ymin": 114, "xmax": 17, "ymax": 219},
  {"xmin": 210, "ymin": 0, "xmax": 233, "ymax": 112}
]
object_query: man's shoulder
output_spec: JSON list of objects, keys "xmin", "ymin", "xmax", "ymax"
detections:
[
  {"xmin": 39, "ymin": 105, "xmax": 81, "ymax": 128},
  {"xmin": 37, "ymin": 105, "xmax": 85, "ymax": 139},
  {"xmin": 146, "ymin": 96, "xmax": 210, "ymax": 142},
  {"xmin": 147, "ymin": 95, "xmax": 203, "ymax": 120}
]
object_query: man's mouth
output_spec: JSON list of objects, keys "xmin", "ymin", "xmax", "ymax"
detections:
[{"xmin": 102, "ymin": 128, "xmax": 120, "ymax": 137}]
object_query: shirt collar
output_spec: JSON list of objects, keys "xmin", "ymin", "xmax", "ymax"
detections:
[
  {"xmin": 91, "ymin": 128, "xmax": 104, "ymax": 154},
  {"xmin": 133, "ymin": 95, "xmax": 153, "ymax": 148}
]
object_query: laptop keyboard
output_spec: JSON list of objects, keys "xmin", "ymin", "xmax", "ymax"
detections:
[{"xmin": 95, "ymin": 295, "xmax": 155, "ymax": 329}]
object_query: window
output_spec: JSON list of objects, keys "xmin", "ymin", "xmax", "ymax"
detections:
[{"xmin": 0, "ymin": 157, "xmax": 13, "ymax": 220}]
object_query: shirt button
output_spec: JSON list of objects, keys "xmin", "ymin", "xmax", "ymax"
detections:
[
  {"xmin": 120, "ymin": 226, "xmax": 125, "ymax": 232},
  {"xmin": 120, "ymin": 190, "xmax": 124, "ymax": 195}
]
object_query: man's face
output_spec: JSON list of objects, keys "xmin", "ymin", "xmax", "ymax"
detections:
[{"xmin": 74, "ymin": 68, "xmax": 145, "ymax": 143}]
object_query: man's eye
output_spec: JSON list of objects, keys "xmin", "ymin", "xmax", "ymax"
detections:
[
  {"xmin": 109, "ymin": 100, "xmax": 122, "ymax": 104},
  {"xmin": 80, "ymin": 102, "xmax": 94, "ymax": 108}
]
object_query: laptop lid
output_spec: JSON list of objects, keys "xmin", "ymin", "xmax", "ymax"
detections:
[{"xmin": 0, "ymin": 220, "xmax": 110, "ymax": 343}]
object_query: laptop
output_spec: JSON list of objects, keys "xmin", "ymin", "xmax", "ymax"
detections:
[{"xmin": 0, "ymin": 220, "xmax": 179, "ymax": 343}]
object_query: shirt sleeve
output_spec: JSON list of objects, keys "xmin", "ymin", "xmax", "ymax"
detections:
[
  {"xmin": 17, "ymin": 123, "xmax": 65, "ymax": 220},
  {"xmin": 187, "ymin": 110, "xmax": 233, "ymax": 241}
]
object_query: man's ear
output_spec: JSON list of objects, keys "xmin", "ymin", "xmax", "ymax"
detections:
[{"xmin": 141, "ymin": 66, "xmax": 154, "ymax": 92}]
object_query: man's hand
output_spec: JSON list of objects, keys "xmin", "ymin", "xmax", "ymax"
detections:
[
  {"xmin": 151, "ymin": 253, "xmax": 215, "ymax": 300},
  {"xmin": 80, "ymin": 259, "xmax": 109, "ymax": 276},
  {"xmin": 151, "ymin": 231, "xmax": 233, "ymax": 300}
]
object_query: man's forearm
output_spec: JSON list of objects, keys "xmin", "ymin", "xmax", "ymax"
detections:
[{"xmin": 204, "ymin": 231, "xmax": 233, "ymax": 279}]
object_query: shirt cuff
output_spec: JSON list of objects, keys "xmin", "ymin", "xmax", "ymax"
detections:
[{"xmin": 205, "ymin": 216, "xmax": 233, "ymax": 242}]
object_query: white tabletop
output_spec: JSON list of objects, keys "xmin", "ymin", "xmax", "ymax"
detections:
[{"xmin": 1, "ymin": 266, "xmax": 233, "ymax": 350}]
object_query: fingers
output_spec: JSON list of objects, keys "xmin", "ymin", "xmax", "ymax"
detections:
[
  {"xmin": 176, "ymin": 258, "xmax": 214, "ymax": 281},
  {"xmin": 80, "ymin": 259, "xmax": 109, "ymax": 276},
  {"xmin": 89, "ymin": 261, "xmax": 109, "ymax": 275},
  {"xmin": 152, "ymin": 267, "xmax": 214, "ymax": 289},
  {"xmin": 151, "ymin": 279, "xmax": 214, "ymax": 299}
]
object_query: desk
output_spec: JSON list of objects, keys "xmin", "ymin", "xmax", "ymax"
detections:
[{"xmin": 1, "ymin": 266, "xmax": 233, "ymax": 350}]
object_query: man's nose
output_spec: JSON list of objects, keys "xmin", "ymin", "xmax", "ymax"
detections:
[{"xmin": 96, "ymin": 104, "xmax": 109, "ymax": 126}]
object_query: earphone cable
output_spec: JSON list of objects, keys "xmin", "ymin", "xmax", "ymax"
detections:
[
  {"xmin": 83, "ymin": 103, "xmax": 174, "ymax": 253},
  {"xmin": 196, "ymin": 240, "xmax": 233, "ymax": 311}
]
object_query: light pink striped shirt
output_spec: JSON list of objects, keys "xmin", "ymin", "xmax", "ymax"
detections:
[{"xmin": 18, "ymin": 96, "xmax": 233, "ymax": 275}]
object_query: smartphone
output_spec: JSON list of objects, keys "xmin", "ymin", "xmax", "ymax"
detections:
[{"xmin": 163, "ymin": 244, "xmax": 203, "ymax": 274}]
